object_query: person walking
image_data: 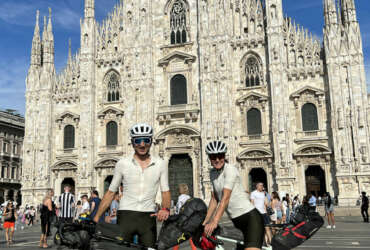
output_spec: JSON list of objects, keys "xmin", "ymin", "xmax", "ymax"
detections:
[
  {"xmin": 173, "ymin": 184, "xmax": 196, "ymax": 250},
  {"xmin": 58, "ymin": 184, "xmax": 75, "ymax": 223},
  {"xmin": 308, "ymin": 193, "xmax": 317, "ymax": 212},
  {"xmin": 323, "ymin": 192, "xmax": 336, "ymax": 229},
  {"xmin": 3, "ymin": 201, "xmax": 16, "ymax": 245},
  {"xmin": 28, "ymin": 206, "xmax": 35, "ymax": 226},
  {"xmin": 251, "ymin": 183, "xmax": 272, "ymax": 247},
  {"xmin": 40, "ymin": 189, "xmax": 54, "ymax": 248},
  {"xmin": 361, "ymin": 191, "xmax": 369, "ymax": 223},
  {"xmin": 93, "ymin": 123, "xmax": 171, "ymax": 248}
]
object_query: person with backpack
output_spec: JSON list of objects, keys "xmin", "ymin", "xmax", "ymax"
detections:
[
  {"xmin": 361, "ymin": 191, "xmax": 369, "ymax": 222},
  {"xmin": 323, "ymin": 192, "xmax": 336, "ymax": 229},
  {"xmin": 203, "ymin": 140, "xmax": 265, "ymax": 250}
]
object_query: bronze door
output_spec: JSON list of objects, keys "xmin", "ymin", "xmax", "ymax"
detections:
[{"xmin": 168, "ymin": 154, "xmax": 193, "ymax": 203}]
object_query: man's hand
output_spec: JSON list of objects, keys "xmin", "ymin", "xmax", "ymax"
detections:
[
  {"xmin": 93, "ymin": 215, "xmax": 99, "ymax": 224},
  {"xmin": 151, "ymin": 209, "xmax": 170, "ymax": 221},
  {"xmin": 204, "ymin": 220, "xmax": 218, "ymax": 236}
]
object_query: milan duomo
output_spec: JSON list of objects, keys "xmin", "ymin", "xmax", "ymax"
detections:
[{"xmin": 22, "ymin": 0, "xmax": 370, "ymax": 206}]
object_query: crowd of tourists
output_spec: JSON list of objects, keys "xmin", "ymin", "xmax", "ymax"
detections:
[{"xmin": 1, "ymin": 123, "xmax": 370, "ymax": 250}]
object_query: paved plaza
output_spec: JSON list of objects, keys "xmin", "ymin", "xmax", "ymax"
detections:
[{"xmin": 0, "ymin": 216, "xmax": 369, "ymax": 250}]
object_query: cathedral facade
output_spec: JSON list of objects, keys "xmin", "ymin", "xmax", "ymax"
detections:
[{"xmin": 22, "ymin": 0, "xmax": 370, "ymax": 206}]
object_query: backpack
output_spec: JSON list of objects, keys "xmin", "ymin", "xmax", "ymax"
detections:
[
  {"xmin": 272, "ymin": 205, "xmax": 324, "ymax": 250},
  {"xmin": 157, "ymin": 198, "xmax": 208, "ymax": 250}
]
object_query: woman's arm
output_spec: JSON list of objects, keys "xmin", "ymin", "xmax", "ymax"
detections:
[
  {"xmin": 204, "ymin": 189, "xmax": 232, "ymax": 236},
  {"xmin": 203, "ymin": 192, "xmax": 218, "ymax": 225}
]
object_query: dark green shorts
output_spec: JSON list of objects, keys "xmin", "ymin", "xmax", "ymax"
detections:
[
  {"xmin": 117, "ymin": 210, "xmax": 157, "ymax": 247},
  {"xmin": 231, "ymin": 208, "xmax": 265, "ymax": 248}
]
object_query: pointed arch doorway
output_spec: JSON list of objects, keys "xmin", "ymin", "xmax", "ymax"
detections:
[
  {"xmin": 168, "ymin": 154, "xmax": 193, "ymax": 203},
  {"xmin": 249, "ymin": 168, "xmax": 268, "ymax": 192}
]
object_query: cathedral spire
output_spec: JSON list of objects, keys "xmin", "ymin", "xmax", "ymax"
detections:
[
  {"xmin": 47, "ymin": 8, "xmax": 54, "ymax": 42},
  {"xmin": 324, "ymin": 0, "xmax": 338, "ymax": 26},
  {"xmin": 31, "ymin": 10, "xmax": 41, "ymax": 66},
  {"xmin": 340, "ymin": 0, "xmax": 357, "ymax": 24},
  {"xmin": 84, "ymin": 0, "xmax": 95, "ymax": 19},
  {"xmin": 68, "ymin": 38, "xmax": 72, "ymax": 65}
]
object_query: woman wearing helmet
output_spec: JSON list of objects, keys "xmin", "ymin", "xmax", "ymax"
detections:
[{"xmin": 203, "ymin": 141, "xmax": 265, "ymax": 250}]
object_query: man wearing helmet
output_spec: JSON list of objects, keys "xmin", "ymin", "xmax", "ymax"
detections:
[
  {"xmin": 93, "ymin": 123, "xmax": 171, "ymax": 247},
  {"xmin": 203, "ymin": 140, "xmax": 265, "ymax": 250}
]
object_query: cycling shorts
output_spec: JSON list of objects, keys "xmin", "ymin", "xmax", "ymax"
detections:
[
  {"xmin": 231, "ymin": 208, "xmax": 265, "ymax": 249},
  {"xmin": 117, "ymin": 210, "xmax": 156, "ymax": 247}
]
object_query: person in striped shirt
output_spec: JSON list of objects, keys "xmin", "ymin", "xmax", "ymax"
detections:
[{"xmin": 58, "ymin": 185, "xmax": 75, "ymax": 223}]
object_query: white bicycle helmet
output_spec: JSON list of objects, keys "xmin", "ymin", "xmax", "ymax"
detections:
[
  {"xmin": 205, "ymin": 140, "xmax": 227, "ymax": 155},
  {"xmin": 130, "ymin": 123, "xmax": 153, "ymax": 138}
]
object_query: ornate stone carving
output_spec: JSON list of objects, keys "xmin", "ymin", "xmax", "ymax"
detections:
[{"xmin": 56, "ymin": 112, "xmax": 80, "ymax": 129}]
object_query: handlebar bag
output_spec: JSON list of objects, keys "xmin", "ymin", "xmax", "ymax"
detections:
[{"xmin": 157, "ymin": 198, "xmax": 208, "ymax": 250}]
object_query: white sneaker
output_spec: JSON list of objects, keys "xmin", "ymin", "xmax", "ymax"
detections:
[
  {"xmin": 332, "ymin": 225, "xmax": 336, "ymax": 229},
  {"xmin": 326, "ymin": 225, "xmax": 331, "ymax": 229}
]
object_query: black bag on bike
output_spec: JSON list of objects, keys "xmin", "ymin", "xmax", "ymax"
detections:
[
  {"xmin": 54, "ymin": 222, "xmax": 92, "ymax": 250},
  {"xmin": 157, "ymin": 198, "xmax": 208, "ymax": 250},
  {"xmin": 91, "ymin": 223, "xmax": 134, "ymax": 250},
  {"xmin": 271, "ymin": 205, "xmax": 324, "ymax": 250}
]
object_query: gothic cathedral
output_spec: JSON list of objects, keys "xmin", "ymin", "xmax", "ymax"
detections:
[{"xmin": 22, "ymin": 0, "xmax": 370, "ymax": 206}]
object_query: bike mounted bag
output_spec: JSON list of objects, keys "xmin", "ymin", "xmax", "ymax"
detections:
[
  {"xmin": 157, "ymin": 198, "xmax": 208, "ymax": 250},
  {"xmin": 271, "ymin": 210, "xmax": 324, "ymax": 250},
  {"xmin": 54, "ymin": 222, "xmax": 92, "ymax": 250},
  {"xmin": 92, "ymin": 223, "xmax": 136, "ymax": 250}
]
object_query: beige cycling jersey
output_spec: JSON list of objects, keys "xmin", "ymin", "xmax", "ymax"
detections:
[
  {"xmin": 109, "ymin": 155, "xmax": 169, "ymax": 212},
  {"xmin": 210, "ymin": 163, "xmax": 255, "ymax": 219}
]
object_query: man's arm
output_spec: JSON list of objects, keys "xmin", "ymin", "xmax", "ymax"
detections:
[
  {"xmin": 203, "ymin": 192, "xmax": 218, "ymax": 225},
  {"xmin": 156, "ymin": 159, "xmax": 171, "ymax": 221},
  {"xmin": 93, "ymin": 161, "xmax": 122, "ymax": 223},
  {"xmin": 93, "ymin": 191, "xmax": 115, "ymax": 223}
]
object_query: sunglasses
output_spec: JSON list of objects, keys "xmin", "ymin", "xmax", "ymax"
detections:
[
  {"xmin": 209, "ymin": 154, "xmax": 225, "ymax": 161},
  {"xmin": 133, "ymin": 137, "xmax": 152, "ymax": 145}
]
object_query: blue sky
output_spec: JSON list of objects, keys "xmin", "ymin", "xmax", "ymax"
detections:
[{"xmin": 0, "ymin": 0, "xmax": 369, "ymax": 115}]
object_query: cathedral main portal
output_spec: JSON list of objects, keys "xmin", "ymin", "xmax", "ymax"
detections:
[{"xmin": 168, "ymin": 154, "xmax": 193, "ymax": 203}]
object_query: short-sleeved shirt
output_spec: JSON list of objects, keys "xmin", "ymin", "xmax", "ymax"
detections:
[
  {"xmin": 250, "ymin": 190, "xmax": 266, "ymax": 214},
  {"xmin": 309, "ymin": 196, "xmax": 317, "ymax": 206},
  {"xmin": 109, "ymin": 155, "xmax": 169, "ymax": 212},
  {"xmin": 210, "ymin": 163, "xmax": 255, "ymax": 219}
]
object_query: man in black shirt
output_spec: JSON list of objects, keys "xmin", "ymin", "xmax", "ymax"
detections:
[{"xmin": 361, "ymin": 192, "xmax": 369, "ymax": 222}]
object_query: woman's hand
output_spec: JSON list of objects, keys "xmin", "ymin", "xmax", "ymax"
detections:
[{"xmin": 204, "ymin": 220, "xmax": 218, "ymax": 236}]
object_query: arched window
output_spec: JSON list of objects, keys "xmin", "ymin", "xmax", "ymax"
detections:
[
  {"xmin": 170, "ymin": 0, "xmax": 187, "ymax": 44},
  {"xmin": 302, "ymin": 103, "xmax": 319, "ymax": 131},
  {"xmin": 170, "ymin": 74, "xmax": 187, "ymax": 105},
  {"xmin": 247, "ymin": 108, "xmax": 262, "ymax": 135},
  {"xmin": 64, "ymin": 125, "xmax": 75, "ymax": 149},
  {"xmin": 107, "ymin": 71, "xmax": 120, "ymax": 102},
  {"xmin": 245, "ymin": 56, "xmax": 262, "ymax": 87},
  {"xmin": 106, "ymin": 121, "xmax": 118, "ymax": 146}
]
